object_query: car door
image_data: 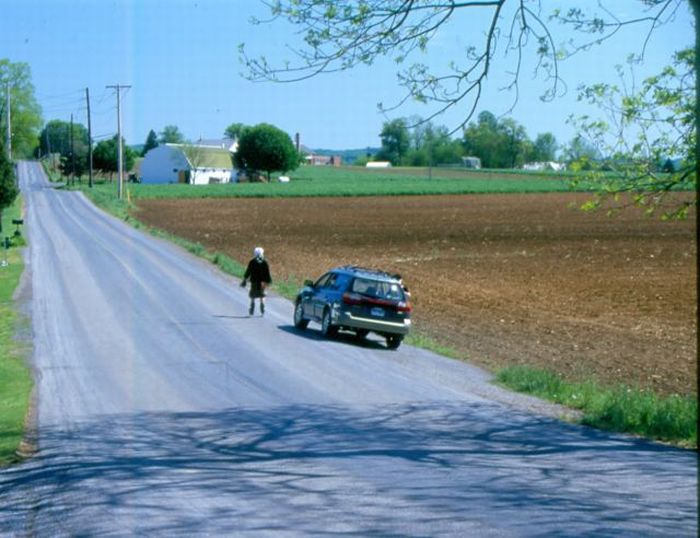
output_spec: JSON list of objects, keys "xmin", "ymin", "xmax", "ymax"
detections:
[
  {"xmin": 310, "ymin": 273, "xmax": 332, "ymax": 320},
  {"xmin": 321, "ymin": 273, "xmax": 345, "ymax": 313}
]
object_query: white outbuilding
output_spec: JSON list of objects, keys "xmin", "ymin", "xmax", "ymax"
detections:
[
  {"xmin": 140, "ymin": 144, "xmax": 236, "ymax": 185},
  {"xmin": 523, "ymin": 161, "xmax": 566, "ymax": 172}
]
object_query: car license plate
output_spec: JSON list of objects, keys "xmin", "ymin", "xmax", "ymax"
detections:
[{"xmin": 371, "ymin": 307, "xmax": 385, "ymax": 318}]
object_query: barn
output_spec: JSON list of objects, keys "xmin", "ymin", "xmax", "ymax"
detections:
[{"xmin": 140, "ymin": 144, "xmax": 236, "ymax": 185}]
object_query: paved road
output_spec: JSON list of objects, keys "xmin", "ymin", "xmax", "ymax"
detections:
[{"xmin": 1, "ymin": 161, "xmax": 697, "ymax": 536}]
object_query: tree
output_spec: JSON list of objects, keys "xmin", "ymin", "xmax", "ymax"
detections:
[
  {"xmin": 224, "ymin": 122, "xmax": 248, "ymax": 140},
  {"xmin": 158, "ymin": 125, "xmax": 184, "ymax": 144},
  {"xmin": 234, "ymin": 123, "xmax": 298, "ymax": 181},
  {"xmin": 570, "ymin": 48, "xmax": 695, "ymax": 218},
  {"xmin": 38, "ymin": 120, "xmax": 90, "ymax": 181},
  {"xmin": 241, "ymin": 2, "xmax": 688, "ymax": 129},
  {"xmin": 93, "ymin": 135, "xmax": 136, "ymax": 179},
  {"xmin": 462, "ymin": 111, "xmax": 531, "ymax": 168},
  {"xmin": 377, "ymin": 118, "xmax": 410, "ymax": 165},
  {"xmin": 404, "ymin": 119, "xmax": 462, "ymax": 166},
  {"xmin": 38, "ymin": 120, "xmax": 88, "ymax": 158},
  {"xmin": 240, "ymin": 1, "xmax": 696, "ymax": 214},
  {"xmin": 0, "ymin": 59, "xmax": 42, "ymax": 159},
  {"xmin": 142, "ymin": 129, "xmax": 158, "ymax": 156},
  {"xmin": 563, "ymin": 135, "xmax": 601, "ymax": 170},
  {"xmin": 0, "ymin": 138, "xmax": 17, "ymax": 235},
  {"xmin": 529, "ymin": 133, "xmax": 559, "ymax": 162},
  {"xmin": 59, "ymin": 139, "xmax": 89, "ymax": 183},
  {"xmin": 499, "ymin": 118, "xmax": 530, "ymax": 169}
]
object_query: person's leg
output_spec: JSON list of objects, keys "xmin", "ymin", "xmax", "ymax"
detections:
[
  {"xmin": 249, "ymin": 299, "xmax": 254, "ymax": 315},
  {"xmin": 260, "ymin": 298, "xmax": 265, "ymax": 315}
]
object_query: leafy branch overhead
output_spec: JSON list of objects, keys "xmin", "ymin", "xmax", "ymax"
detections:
[
  {"xmin": 240, "ymin": 0, "xmax": 686, "ymax": 133},
  {"xmin": 570, "ymin": 47, "xmax": 695, "ymax": 219}
]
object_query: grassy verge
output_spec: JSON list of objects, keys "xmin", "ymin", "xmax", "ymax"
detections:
[
  {"xmin": 0, "ymin": 196, "xmax": 32, "ymax": 466},
  {"xmin": 496, "ymin": 366, "xmax": 697, "ymax": 448}
]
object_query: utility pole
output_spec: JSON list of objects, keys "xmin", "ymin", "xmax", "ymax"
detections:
[
  {"xmin": 106, "ymin": 84, "xmax": 131, "ymax": 199},
  {"xmin": 70, "ymin": 113, "xmax": 75, "ymax": 186},
  {"xmin": 5, "ymin": 84, "xmax": 10, "ymax": 160},
  {"xmin": 86, "ymin": 87, "xmax": 93, "ymax": 188}
]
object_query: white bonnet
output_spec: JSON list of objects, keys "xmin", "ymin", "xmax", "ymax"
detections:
[{"xmin": 253, "ymin": 246, "xmax": 264, "ymax": 258}]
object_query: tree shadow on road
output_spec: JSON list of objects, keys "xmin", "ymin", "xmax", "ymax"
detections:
[{"xmin": 0, "ymin": 401, "xmax": 696, "ymax": 535}]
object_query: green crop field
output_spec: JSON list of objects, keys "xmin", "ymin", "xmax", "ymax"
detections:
[{"xmin": 76, "ymin": 165, "xmax": 590, "ymax": 201}]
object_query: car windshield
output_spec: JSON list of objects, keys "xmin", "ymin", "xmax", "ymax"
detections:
[{"xmin": 351, "ymin": 278, "xmax": 405, "ymax": 301}]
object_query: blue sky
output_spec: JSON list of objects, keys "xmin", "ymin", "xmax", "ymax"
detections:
[{"xmin": 1, "ymin": 0, "xmax": 694, "ymax": 150}]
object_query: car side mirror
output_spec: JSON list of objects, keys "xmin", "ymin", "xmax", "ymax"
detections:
[{"xmin": 303, "ymin": 279, "xmax": 314, "ymax": 288}]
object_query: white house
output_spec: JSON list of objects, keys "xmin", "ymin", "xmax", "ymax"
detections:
[
  {"xmin": 523, "ymin": 161, "xmax": 566, "ymax": 172},
  {"xmin": 461, "ymin": 156, "xmax": 481, "ymax": 169},
  {"xmin": 140, "ymin": 144, "xmax": 236, "ymax": 185}
]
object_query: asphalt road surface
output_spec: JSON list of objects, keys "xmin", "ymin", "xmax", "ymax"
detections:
[{"xmin": 0, "ymin": 162, "xmax": 697, "ymax": 536}]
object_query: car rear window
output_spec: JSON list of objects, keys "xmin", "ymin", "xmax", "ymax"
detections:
[{"xmin": 351, "ymin": 277, "xmax": 405, "ymax": 301}]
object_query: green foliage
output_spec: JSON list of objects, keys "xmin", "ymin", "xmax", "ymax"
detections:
[
  {"xmin": 93, "ymin": 135, "xmax": 137, "ymax": 176},
  {"xmin": 274, "ymin": 273, "xmax": 303, "ymax": 300},
  {"xmin": 563, "ymin": 134, "xmax": 601, "ymax": 165},
  {"xmin": 569, "ymin": 48, "xmax": 696, "ymax": 219},
  {"xmin": 0, "ymin": 139, "xmax": 17, "ymax": 233},
  {"xmin": 38, "ymin": 119, "xmax": 89, "ymax": 158},
  {"xmin": 158, "ymin": 124, "xmax": 185, "ymax": 144},
  {"xmin": 375, "ymin": 117, "xmax": 475, "ymax": 167},
  {"xmin": 234, "ymin": 123, "xmax": 299, "ymax": 179},
  {"xmin": 530, "ymin": 132, "xmax": 559, "ymax": 162},
  {"xmin": 496, "ymin": 366, "xmax": 697, "ymax": 447},
  {"xmin": 462, "ymin": 111, "xmax": 537, "ymax": 169},
  {"xmin": 0, "ymin": 59, "xmax": 42, "ymax": 159},
  {"xmin": 242, "ymin": 2, "xmax": 690, "ymax": 154},
  {"xmin": 405, "ymin": 332, "xmax": 461, "ymax": 360},
  {"xmin": 78, "ymin": 165, "xmax": 591, "ymax": 203},
  {"xmin": 0, "ymin": 195, "xmax": 32, "ymax": 466},
  {"xmin": 142, "ymin": 129, "xmax": 159, "ymax": 156},
  {"xmin": 39, "ymin": 120, "xmax": 92, "ymax": 182},
  {"xmin": 376, "ymin": 118, "xmax": 410, "ymax": 165},
  {"xmin": 224, "ymin": 122, "xmax": 248, "ymax": 140}
]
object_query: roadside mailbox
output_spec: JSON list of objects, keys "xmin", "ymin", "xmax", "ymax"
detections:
[{"xmin": 12, "ymin": 218, "xmax": 23, "ymax": 237}]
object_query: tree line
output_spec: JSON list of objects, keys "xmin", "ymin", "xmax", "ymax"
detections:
[
  {"xmin": 370, "ymin": 112, "xmax": 566, "ymax": 169},
  {"xmin": 36, "ymin": 122, "xmax": 193, "ymax": 182}
]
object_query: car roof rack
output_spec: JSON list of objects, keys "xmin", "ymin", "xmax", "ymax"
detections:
[{"xmin": 337, "ymin": 265, "xmax": 400, "ymax": 281}]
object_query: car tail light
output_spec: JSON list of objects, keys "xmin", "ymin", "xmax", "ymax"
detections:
[
  {"xmin": 344, "ymin": 292, "xmax": 412, "ymax": 313},
  {"xmin": 397, "ymin": 301, "xmax": 412, "ymax": 313},
  {"xmin": 342, "ymin": 292, "xmax": 363, "ymax": 305}
]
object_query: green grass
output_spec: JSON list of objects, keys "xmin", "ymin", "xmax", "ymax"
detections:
[
  {"xmin": 496, "ymin": 366, "xmax": 697, "ymax": 448},
  {"xmin": 0, "ymin": 196, "xmax": 33, "ymax": 466},
  {"xmin": 73, "ymin": 165, "xmax": 592, "ymax": 201},
  {"xmin": 405, "ymin": 332, "xmax": 462, "ymax": 360}
]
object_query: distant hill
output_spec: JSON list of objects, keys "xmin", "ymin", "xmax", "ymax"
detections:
[{"xmin": 311, "ymin": 147, "xmax": 381, "ymax": 164}]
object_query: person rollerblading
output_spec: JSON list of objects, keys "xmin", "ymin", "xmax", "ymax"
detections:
[{"xmin": 241, "ymin": 246, "xmax": 272, "ymax": 316}]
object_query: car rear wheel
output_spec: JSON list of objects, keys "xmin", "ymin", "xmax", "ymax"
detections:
[
  {"xmin": 321, "ymin": 308, "xmax": 338, "ymax": 338},
  {"xmin": 386, "ymin": 334, "xmax": 403, "ymax": 350},
  {"xmin": 294, "ymin": 301, "xmax": 309, "ymax": 329}
]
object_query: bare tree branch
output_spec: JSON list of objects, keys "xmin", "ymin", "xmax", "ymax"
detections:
[{"xmin": 240, "ymin": 0, "xmax": 687, "ymax": 135}]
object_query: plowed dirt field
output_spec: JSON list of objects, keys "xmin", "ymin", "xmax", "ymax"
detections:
[{"xmin": 134, "ymin": 192, "xmax": 697, "ymax": 395}]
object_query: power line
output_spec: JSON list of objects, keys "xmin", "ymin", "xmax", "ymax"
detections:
[{"xmin": 36, "ymin": 88, "xmax": 84, "ymax": 101}]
